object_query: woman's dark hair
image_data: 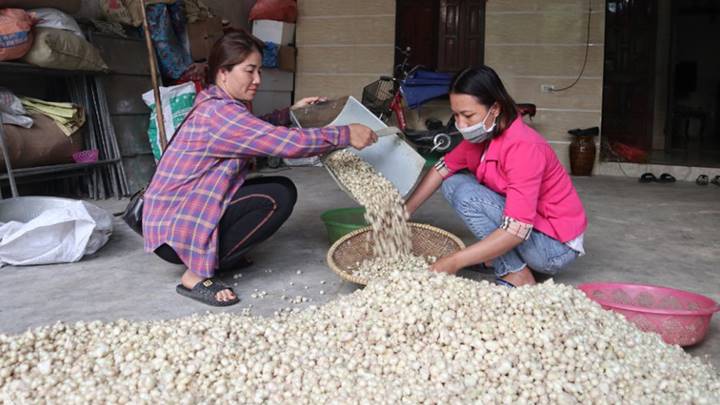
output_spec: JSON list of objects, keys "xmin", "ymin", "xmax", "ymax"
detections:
[
  {"xmin": 208, "ymin": 29, "xmax": 265, "ymax": 85},
  {"xmin": 450, "ymin": 66, "xmax": 518, "ymax": 136}
]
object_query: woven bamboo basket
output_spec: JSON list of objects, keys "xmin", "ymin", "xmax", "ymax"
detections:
[{"xmin": 326, "ymin": 223, "xmax": 466, "ymax": 285}]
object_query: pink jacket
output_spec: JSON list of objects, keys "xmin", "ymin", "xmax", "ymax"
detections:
[{"xmin": 441, "ymin": 117, "xmax": 587, "ymax": 243}]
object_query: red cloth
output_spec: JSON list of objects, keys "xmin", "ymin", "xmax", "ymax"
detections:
[
  {"xmin": 172, "ymin": 62, "xmax": 208, "ymax": 93},
  {"xmin": 249, "ymin": 0, "xmax": 297, "ymax": 23}
]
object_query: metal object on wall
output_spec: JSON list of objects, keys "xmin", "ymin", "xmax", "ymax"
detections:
[
  {"xmin": 0, "ymin": 114, "xmax": 19, "ymax": 198},
  {"xmin": 92, "ymin": 32, "xmax": 157, "ymax": 194},
  {"xmin": 0, "ymin": 61, "xmax": 128, "ymax": 200}
]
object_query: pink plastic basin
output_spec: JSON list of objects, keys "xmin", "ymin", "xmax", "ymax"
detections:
[{"xmin": 578, "ymin": 282, "xmax": 720, "ymax": 346}]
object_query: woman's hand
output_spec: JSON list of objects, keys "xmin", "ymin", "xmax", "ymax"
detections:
[
  {"xmin": 430, "ymin": 254, "xmax": 461, "ymax": 274},
  {"xmin": 292, "ymin": 96, "xmax": 327, "ymax": 109},
  {"xmin": 431, "ymin": 229, "xmax": 525, "ymax": 275},
  {"xmin": 403, "ymin": 205, "xmax": 412, "ymax": 221},
  {"xmin": 404, "ymin": 168, "xmax": 443, "ymax": 218},
  {"xmin": 348, "ymin": 124, "xmax": 378, "ymax": 150}
]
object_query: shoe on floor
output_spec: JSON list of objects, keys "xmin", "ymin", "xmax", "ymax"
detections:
[
  {"xmin": 176, "ymin": 278, "xmax": 240, "ymax": 306},
  {"xmin": 495, "ymin": 278, "xmax": 516, "ymax": 288},
  {"xmin": 639, "ymin": 173, "xmax": 657, "ymax": 183},
  {"xmin": 657, "ymin": 173, "xmax": 676, "ymax": 183}
]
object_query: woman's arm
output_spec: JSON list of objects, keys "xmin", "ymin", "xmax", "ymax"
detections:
[
  {"xmin": 407, "ymin": 142, "xmax": 470, "ymax": 217},
  {"xmin": 432, "ymin": 143, "xmax": 547, "ymax": 274},
  {"xmin": 258, "ymin": 97, "xmax": 327, "ymax": 126},
  {"xmin": 203, "ymin": 102, "xmax": 375, "ymax": 158},
  {"xmin": 405, "ymin": 168, "xmax": 444, "ymax": 217},
  {"xmin": 431, "ymin": 229, "xmax": 524, "ymax": 274},
  {"xmin": 259, "ymin": 108, "xmax": 291, "ymax": 127}
]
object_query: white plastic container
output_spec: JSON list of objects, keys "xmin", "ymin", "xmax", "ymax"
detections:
[
  {"xmin": 290, "ymin": 96, "xmax": 426, "ymax": 199},
  {"xmin": 252, "ymin": 20, "xmax": 295, "ymax": 46}
]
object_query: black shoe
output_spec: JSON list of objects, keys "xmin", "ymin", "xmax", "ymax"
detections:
[
  {"xmin": 657, "ymin": 173, "xmax": 676, "ymax": 183},
  {"xmin": 639, "ymin": 173, "xmax": 657, "ymax": 183}
]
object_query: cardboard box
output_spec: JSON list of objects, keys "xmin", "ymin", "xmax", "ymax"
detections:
[
  {"xmin": 187, "ymin": 16, "xmax": 223, "ymax": 61},
  {"xmin": 252, "ymin": 90, "xmax": 292, "ymax": 116},
  {"xmin": 261, "ymin": 69, "xmax": 294, "ymax": 91},
  {"xmin": 252, "ymin": 20, "xmax": 295, "ymax": 46},
  {"xmin": 278, "ymin": 45, "xmax": 296, "ymax": 72}
]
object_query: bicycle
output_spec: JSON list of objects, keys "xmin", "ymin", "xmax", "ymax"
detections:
[
  {"xmin": 361, "ymin": 47, "xmax": 537, "ymax": 155},
  {"xmin": 361, "ymin": 46, "xmax": 432, "ymax": 133}
]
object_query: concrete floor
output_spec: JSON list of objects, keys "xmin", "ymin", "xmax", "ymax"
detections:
[{"xmin": 0, "ymin": 168, "xmax": 718, "ymax": 369}]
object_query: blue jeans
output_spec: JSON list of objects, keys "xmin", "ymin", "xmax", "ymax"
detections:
[{"xmin": 442, "ymin": 174, "xmax": 578, "ymax": 278}]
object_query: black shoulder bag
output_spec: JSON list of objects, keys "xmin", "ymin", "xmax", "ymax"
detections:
[{"xmin": 121, "ymin": 100, "xmax": 211, "ymax": 236}]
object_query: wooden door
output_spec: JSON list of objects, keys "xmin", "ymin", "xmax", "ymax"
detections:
[
  {"xmin": 601, "ymin": 0, "xmax": 658, "ymax": 157},
  {"xmin": 437, "ymin": 0, "xmax": 485, "ymax": 72},
  {"xmin": 395, "ymin": 0, "xmax": 438, "ymax": 70}
]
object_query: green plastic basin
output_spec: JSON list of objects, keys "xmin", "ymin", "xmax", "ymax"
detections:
[{"xmin": 321, "ymin": 207, "xmax": 368, "ymax": 244}]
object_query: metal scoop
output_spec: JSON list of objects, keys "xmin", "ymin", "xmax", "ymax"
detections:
[{"xmin": 373, "ymin": 126, "xmax": 402, "ymax": 138}]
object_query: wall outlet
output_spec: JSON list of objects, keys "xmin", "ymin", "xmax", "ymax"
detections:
[{"xmin": 540, "ymin": 84, "xmax": 555, "ymax": 93}]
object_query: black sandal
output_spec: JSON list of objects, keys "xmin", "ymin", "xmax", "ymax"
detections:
[
  {"xmin": 639, "ymin": 173, "xmax": 657, "ymax": 183},
  {"xmin": 176, "ymin": 278, "xmax": 240, "ymax": 306},
  {"xmin": 711, "ymin": 175, "xmax": 720, "ymax": 187},
  {"xmin": 657, "ymin": 173, "xmax": 676, "ymax": 183},
  {"xmin": 495, "ymin": 278, "xmax": 516, "ymax": 288},
  {"xmin": 696, "ymin": 175, "xmax": 709, "ymax": 186}
]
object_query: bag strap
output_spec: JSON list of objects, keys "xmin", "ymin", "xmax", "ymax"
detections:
[
  {"xmin": 144, "ymin": 96, "xmax": 219, "ymax": 188},
  {"xmin": 158, "ymin": 96, "xmax": 219, "ymax": 158}
]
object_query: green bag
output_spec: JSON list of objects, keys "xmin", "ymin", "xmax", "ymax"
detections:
[{"xmin": 142, "ymin": 82, "xmax": 197, "ymax": 161}]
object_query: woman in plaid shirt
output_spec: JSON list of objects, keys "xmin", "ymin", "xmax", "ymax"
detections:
[{"xmin": 143, "ymin": 31, "xmax": 377, "ymax": 306}]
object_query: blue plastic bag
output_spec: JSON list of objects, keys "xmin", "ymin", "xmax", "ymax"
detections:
[{"xmin": 263, "ymin": 42, "xmax": 280, "ymax": 68}]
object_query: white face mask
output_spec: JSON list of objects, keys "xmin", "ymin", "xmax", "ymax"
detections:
[{"xmin": 458, "ymin": 108, "xmax": 496, "ymax": 143}]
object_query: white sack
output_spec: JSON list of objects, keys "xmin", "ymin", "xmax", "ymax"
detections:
[{"xmin": 0, "ymin": 200, "xmax": 113, "ymax": 267}]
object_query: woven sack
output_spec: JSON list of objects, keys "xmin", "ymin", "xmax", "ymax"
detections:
[
  {"xmin": 0, "ymin": 9, "xmax": 34, "ymax": 61},
  {"xmin": 21, "ymin": 27, "xmax": 108, "ymax": 71}
]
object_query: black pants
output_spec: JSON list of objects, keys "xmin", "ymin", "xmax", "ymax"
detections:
[{"xmin": 154, "ymin": 176, "xmax": 297, "ymax": 271}]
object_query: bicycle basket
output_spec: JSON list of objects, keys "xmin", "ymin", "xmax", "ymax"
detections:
[{"xmin": 361, "ymin": 78, "xmax": 395, "ymax": 117}]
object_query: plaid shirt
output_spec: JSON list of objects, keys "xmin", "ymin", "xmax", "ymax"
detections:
[{"xmin": 143, "ymin": 85, "xmax": 350, "ymax": 276}]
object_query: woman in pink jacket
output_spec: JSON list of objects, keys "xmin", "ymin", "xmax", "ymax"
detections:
[{"xmin": 405, "ymin": 66, "xmax": 587, "ymax": 287}]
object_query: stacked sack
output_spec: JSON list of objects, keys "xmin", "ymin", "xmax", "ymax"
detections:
[
  {"xmin": 0, "ymin": 8, "xmax": 35, "ymax": 62},
  {"xmin": 75, "ymin": 0, "xmax": 176, "ymax": 28},
  {"xmin": 248, "ymin": 0, "xmax": 297, "ymax": 119},
  {"xmin": 251, "ymin": 0, "xmax": 296, "ymax": 72},
  {"xmin": 0, "ymin": 1, "xmax": 106, "ymax": 172},
  {"xmin": 0, "ymin": 2, "xmax": 108, "ymax": 71},
  {"xmin": 0, "ymin": 88, "xmax": 84, "ymax": 171}
]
